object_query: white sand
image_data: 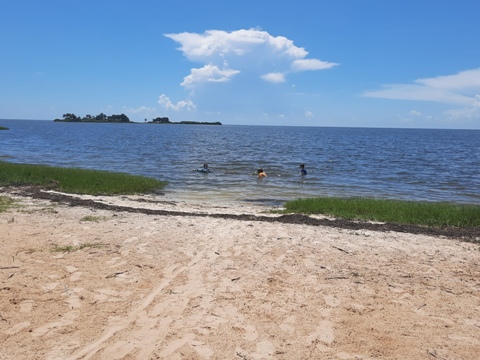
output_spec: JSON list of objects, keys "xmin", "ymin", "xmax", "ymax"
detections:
[{"xmin": 1, "ymin": 191, "xmax": 479, "ymax": 359}]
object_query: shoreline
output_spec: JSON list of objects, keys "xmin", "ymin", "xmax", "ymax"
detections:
[
  {"xmin": 1, "ymin": 188, "xmax": 479, "ymax": 359},
  {"xmin": 5, "ymin": 186, "xmax": 480, "ymax": 241}
]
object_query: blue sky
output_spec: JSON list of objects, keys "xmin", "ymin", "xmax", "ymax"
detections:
[{"xmin": 1, "ymin": 0, "xmax": 479, "ymax": 129}]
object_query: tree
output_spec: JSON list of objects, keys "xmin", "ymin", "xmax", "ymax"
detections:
[
  {"xmin": 95, "ymin": 113, "xmax": 107, "ymax": 121},
  {"xmin": 152, "ymin": 117, "xmax": 170, "ymax": 124},
  {"xmin": 62, "ymin": 113, "xmax": 79, "ymax": 121},
  {"xmin": 107, "ymin": 114, "xmax": 130, "ymax": 123}
]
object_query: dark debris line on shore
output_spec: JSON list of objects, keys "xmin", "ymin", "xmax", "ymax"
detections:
[{"xmin": 11, "ymin": 187, "xmax": 480, "ymax": 242}]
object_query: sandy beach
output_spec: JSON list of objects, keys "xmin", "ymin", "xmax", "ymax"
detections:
[{"xmin": 1, "ymin": 188, "xmax": 479, "ymax": 360}]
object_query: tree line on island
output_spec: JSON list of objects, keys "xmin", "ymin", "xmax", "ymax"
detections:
[{"xmin": 54, "ymin": 113, "xmax": 221, "ymax": 125}]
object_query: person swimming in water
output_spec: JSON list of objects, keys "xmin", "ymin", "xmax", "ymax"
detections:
[
  {"xmin": 300, "ymin": 163, "xmax": 307, "ymax": 175},
  {"xmin": 257, "ymin": 168, "xmax": 267, "ymax": 177},
  {"xmin": 194, "ymin": 163, "xmax": 211, "ymax": 173}
]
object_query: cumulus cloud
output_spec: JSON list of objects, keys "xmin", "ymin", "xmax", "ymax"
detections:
[
  {"xmin": 181, "ymin": 63, "xmax": 240, "ymax": 87},
  {"xmin": 157, "ymin": 94, "xmax": 196, "ymax": 111},
  {"xmin": 364, "ymin": 68, "xmax": 480, "ymax": 106},
  {"xmin": 261, "ymin": 72, "xmax": 286, "ymax": 83},
  {"xmin": 165, "ymin": 28, "xmax": 337, "ymax": 87}
]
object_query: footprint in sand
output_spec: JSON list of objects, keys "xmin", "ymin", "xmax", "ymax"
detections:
[
  {"xmin": 105, "ymin": 257, "xmax": 127, "ymax": 268},
  {"xmin": 324, "ymin": 294, "xmax": 341, "ymax": 307},
  {"xmin": 306, "ymin": 320, "xmax": 335, "ymax": 346},
  {"xmin": 31, "ymin": 311, "xmax": 80, "ymax": 337},
  {"xmin": 245, "ymin": 324, "xmax": 258, "ymax": 342},
  {"xmin": 65, "ymin": 266, "xmax": 82, "ymax": 281},
  {"xmin": 20, "ymin": 300, "xmax": 34, "ymax": 313},
  {"xmin": 3, "ymin": 321, "xmax": 30, "ymax": 335},
  {"xmin": 236, "ymin": 340, "xmax": 275, "ymax": 360},
  {"xmin": 64, "ymin": 289, "xmax": 83, "ymax": 309},
  {"xmin": 42, "ymin": 282, "xmax": 59, "ymax": 292},
  {"xmin": 93, "ymin": 288, "xmax": 128, "ymax": 302},
  {"xmin": 303, "ymin": 295, "xmax": 338, "ymax": 351},
  {"xmin": 124, "ymin": 236, "xmax": 138, "ymax": 244},
  {"xmin": 159, "ymin": 333, "xmax": 196, "ymax": 358},
  {"xmin": 136, "ymin": 242, "xmax": 149, "ymax": 254},
  {"xmin": 69, "ymin": 272, "xmax": 82, "ymax": 282},
  {"xmin": 66, "ymin": 265, "xmax": 77, "ymax": 273},
  {"xmin": 252, "ymin": 340, "xmax": 275, "ymax": 358},
  {"xmin": 190, "ymin": 340, "xmax": 214, "ymax": 358},
  {"xmin": 280, "ymin": 315, "xmax": 296, "ymax": 334}
]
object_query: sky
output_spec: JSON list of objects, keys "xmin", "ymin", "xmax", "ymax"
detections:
[{"xmin": 1, "ymin": 0, "xmax": 479, "ymax": 129}]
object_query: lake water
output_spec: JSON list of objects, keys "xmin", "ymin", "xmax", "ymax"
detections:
[{"xmin": 1, "ymin": 119, "xmax": 479, "ymax": 205}]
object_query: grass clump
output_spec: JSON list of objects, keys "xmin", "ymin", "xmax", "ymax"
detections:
[
  {"xmin": 52, "ymin": 245, "xmax": 76, "ymax": 252},
  {"xmin": 52, "ymin": 243, "xmax": 104, "ymax": 252},
  {"xmin": 0, "ymin": 196, "xmax": 16, "ymax": 212},
  {"xmin": 80, "ymin": 215, "xmax": 108, "ymax": 222},
  {"xmin": 283, "ymin": 197, "xmax": 480, "ymax": 228},
  {"xmin": 0, "ymin": 161, "xmax": 166, "ymax": 195}
]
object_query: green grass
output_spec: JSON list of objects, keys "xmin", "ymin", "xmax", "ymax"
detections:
[
  {"xmin": 0, "ymin": 161, "xmax": 166, "ymax": 195},
  {"xmin": 282, "ymin": 197, "xmax": 480, "ymax": 228}
]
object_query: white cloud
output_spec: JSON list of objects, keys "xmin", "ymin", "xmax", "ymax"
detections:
[
  {"xmin": 157, "ymin": 94, "xmax": 196, "ymax": 111},
  {"xmin": 122, "ymin": 106, "xmax": 159, "ymax": 121},
  {"xmin": 410, "ymin": 110, "xmax": 421, "ymax": 116},
  {"xmin": 124, "ymin": 106, "xmax": 156, "ymax": 115},
  {"xmin": 305, "ymin": 110, "xmax": 314, "ymax": 118},
  {"xmin": 181, "ymin": 64, "xmax": 240, "ymax": 88},
  {"xmin": 364, "ymin": 68, "xmax": 480, "ymax": 106},
  {"xmin": 261, "ymin": 72, "xmax": 286, "ymax": 83},
  {"xmin": 165, "ymin": 28, "xmax": 337, "ymax": 87},
  {"xmin": 165, "ymin": 29, "xmax": 308, "ymax": 61},
  {"xmin": 443, "ymin": 106, "xmax": 480, "ymax": 122},
  {"xmin": 292, "ymin": 59, "xmax": 338, "ymax": 72},
  {"xmin": 418, "ymin": 69, "xmax": 480, "ymax": 90}
]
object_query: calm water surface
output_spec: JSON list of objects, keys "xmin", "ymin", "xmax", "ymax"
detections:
[{"xmin": 1, "ymin": 120, "xmax": 479, "ymax": 205}]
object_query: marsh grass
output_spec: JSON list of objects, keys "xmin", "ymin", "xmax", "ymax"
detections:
[
  {"xmin": 0, "ymin": 161, "xmax": 166, "ymax": 195},
  {"xmin": 283, "ymin": 197, "xmax": 480, "ymax": 228}
]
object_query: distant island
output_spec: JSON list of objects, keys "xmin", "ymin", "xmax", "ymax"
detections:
[
  {"xmin": 147, "ymin": 117, "xmax": 222, "ymax": 125},
  {"xmin": 54, "ymin": 113, "xmax": 132, "ymax": 123},
  {"xmin": 54, "ymin": 113, "xmax": 221, "ymax": 125}
]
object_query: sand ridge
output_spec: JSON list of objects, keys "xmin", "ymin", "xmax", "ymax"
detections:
[{"xmin": 1, "ymin": 191, "xmax": 479, "ymax": 359}]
